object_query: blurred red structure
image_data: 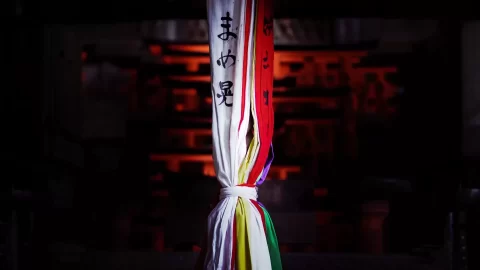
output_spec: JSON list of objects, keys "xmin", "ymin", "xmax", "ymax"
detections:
[{"xmin": 83, "ymin": 42, "xmax": 400, "ymax": 253}]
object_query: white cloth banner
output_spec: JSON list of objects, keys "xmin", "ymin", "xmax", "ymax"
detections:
[{"xmin": 204, "ymin": 0, "xmax": 274, "ymax": 269}]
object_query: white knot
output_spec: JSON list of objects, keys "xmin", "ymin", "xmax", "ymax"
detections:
[{"xmin": 219, "ymin": 186, "xmax": 258, "ymax": 201}]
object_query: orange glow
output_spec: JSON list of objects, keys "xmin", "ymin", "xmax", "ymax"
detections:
[
  {"xmin": 273, "ymin": 51, "xmax": 367, "ymax": 82},
  {"xmin": 175, "ymin": 104, "xmax": 185, "ymax": 111},
  {"xmin": 76, "ymin": 43, "xmax": 409, "ymax": 255},
  {"xmin": 162, "ymin": 55, "xmax": 210, "ymax": 72},
  {"xmin": 203, "ymin": 163, "xmax": 216, "ymax": 177},
  {"xmin": 205, "ymin": 96, "xmax": 338, "ymax": 110},
  {"xmin": 150, "ymin": 153, "xmax": 299, "ymax": 180},
  {"xmin": 141, "ymin": 48, "xmax": 399, "ymax": 121},
  {"xmin": 149, "ymin": 45, "xmax": 162, "ymax": 56},
  {"xmin": 172, "ymin": 88, "xmax": 198, "ymax": 95},
  {"xmin": 122, "ymin": 45, "xmax": 403, "ymax": 253},
  {"xmin": 272, "ymin": 166, "xmax": 301, "ymax": 180},
  {"xmin": 152, "ymin": 48, "xmax": 398, "ymax": 118},
  {"xmin": 167, "ymin": 44, "xmax": 209, "ymax": 54},
  {"xmin": 168, "ymin": 75, "xmax": 211, "ymax": 83}
]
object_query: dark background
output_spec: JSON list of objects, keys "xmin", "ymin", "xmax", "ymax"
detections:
[{"xmin": 3, "ymin": 2, "xmax": 479, "ymax": 269}]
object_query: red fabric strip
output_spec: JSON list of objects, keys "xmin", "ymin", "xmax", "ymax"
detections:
[
  {"xmin": 246, "ymin": 0, "xmax": 274, "ymax": 185},
  {"xmin": 251, "ymin": 199, "xmax": 267, "ymax": 233},
  {"xmin": 238, "ymin": 0, "xmax": 253, "ymax": 132},
  {"xmin": 231, "ymin": 211, "xmax": 237, "ymax": 269}
]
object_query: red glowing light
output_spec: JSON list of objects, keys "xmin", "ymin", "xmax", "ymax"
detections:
[
  {"xmin": 149, "ymin": 45, "xmax": 162, "ymax": 56},
  {"xmin": 314, "ymin": 188, "xmax": 328, "ymax": 197}
]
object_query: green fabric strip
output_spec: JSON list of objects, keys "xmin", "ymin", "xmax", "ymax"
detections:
[{"xmin": 261, "ymin": 206, "xmax": 282, "ymax": 270}]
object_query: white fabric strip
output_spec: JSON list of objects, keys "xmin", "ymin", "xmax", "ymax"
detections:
[
  {"xmin": 205, "ymin": 0, "xmax": 249, "ymax": 268},
  {"xmin": 206, "ymin": 0, "xmax": 272, "ymax": 269},
  {"xmin": 245, "ymin": 199, "xmax": 272, "ymax": 270},
  {"xmin": 205, "ymin": 198, "xmax": 237, "ymax": 270},
  {"xmin": 219, "ymin": 186, "xmax": 258, "ymax": 201}
]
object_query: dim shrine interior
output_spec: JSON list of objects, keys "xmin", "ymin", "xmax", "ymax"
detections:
[{"xmin": 18, "ymin": 19, "xmax": 462, "ymax": 270}]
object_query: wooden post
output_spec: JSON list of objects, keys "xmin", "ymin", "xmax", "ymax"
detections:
[{"xmin": 359, "ymin": 201, "xmax": 389, "ymax": 254}]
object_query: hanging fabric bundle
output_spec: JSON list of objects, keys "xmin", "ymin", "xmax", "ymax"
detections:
[{"xmin": 200, "ymin": 0, "xmax": 282, "ymax": 269}]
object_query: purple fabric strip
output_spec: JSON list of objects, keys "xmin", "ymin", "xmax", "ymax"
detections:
[
  {"xmin": 257, "ymin": 143, "xmax": 274, "ymax": 186},
  {"xmin": 257, "ymin": 201, "xmax": 265, "ymax": 208}
]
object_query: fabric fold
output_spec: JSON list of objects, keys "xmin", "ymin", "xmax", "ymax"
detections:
[{"xmin": 203, "ymin": 0, "xmax": 282, "ymax": 269}]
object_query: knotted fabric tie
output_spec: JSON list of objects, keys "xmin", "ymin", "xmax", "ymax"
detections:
[{"xmin": 219, "ymin": 186, "xmax": 258, "ymax": 201}]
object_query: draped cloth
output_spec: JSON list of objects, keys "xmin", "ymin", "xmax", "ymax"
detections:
[{"xmin": 199, "ymin": 0, "xmax": 282, "ymax": 269}]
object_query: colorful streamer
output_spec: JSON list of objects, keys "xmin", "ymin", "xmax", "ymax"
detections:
[{"xmin": 201, "ymin": 0, "xmax": 282, "ymax": 269}]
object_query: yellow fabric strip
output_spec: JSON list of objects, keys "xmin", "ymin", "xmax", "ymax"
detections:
[
  {"xmin": 235, "ymin": 198, "xmax": 252, "ymax": 270},
  {"xmin": 238, "ymin": 138, "xmax": 256, "ymax": 184},
  {"xmin": 236, "ymin": 2, "xmax": 259, "ymax": 268}
]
